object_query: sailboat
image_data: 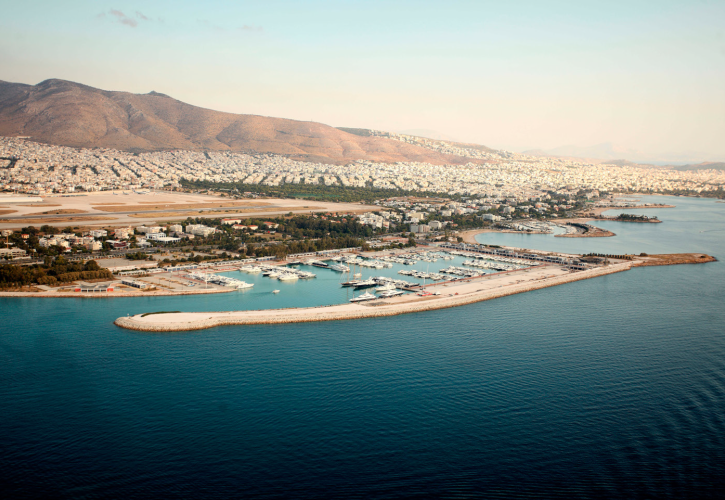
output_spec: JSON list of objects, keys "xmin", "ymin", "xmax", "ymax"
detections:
[{"xmin": 341, "ymin": 260, "xmax": 362, "ymax": 287}]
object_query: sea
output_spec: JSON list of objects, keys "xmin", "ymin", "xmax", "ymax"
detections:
[{"xmin": 1, "ymin": 195, "xmax": 724, "ymax": 498}]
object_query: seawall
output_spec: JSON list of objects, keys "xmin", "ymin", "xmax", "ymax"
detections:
[{"xmin": 114, "ymin": 263, "xmax": 633, "ymax": 332}]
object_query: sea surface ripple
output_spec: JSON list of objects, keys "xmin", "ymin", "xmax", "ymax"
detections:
[{"xmin": 1, "ymin": 196, "xmax": 724, "ymax": 498}]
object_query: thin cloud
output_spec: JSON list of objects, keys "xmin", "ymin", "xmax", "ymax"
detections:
[
  {"xmin": 100, "ymin": 9, "xmax": 152, "ymax": 28},
  {"xmin": 239, "ymin": 25, "xmax": 263, "ymax": 32}
]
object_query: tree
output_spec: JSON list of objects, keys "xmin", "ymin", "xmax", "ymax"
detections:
[{"xmin": 84, "ymin": 260, "xmax": 101, "ymax": 271}]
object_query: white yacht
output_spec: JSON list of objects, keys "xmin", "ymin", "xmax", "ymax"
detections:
[
  {"xmin": 350, "ymin": 292, "xmax": 376, "ymax": 302},
  {"xmin": 236, "ymin": 282, "xmax": 254, "ymax": 290},
  {"xmin": 278, "ymin": 273, "xmax": 299, "ymax": 281},
  {"xmin": 378, "ymin": 289, "xmax": 404, "ymax": 298},
  {"xmin": 330, "ymin": 263, "xmax": 350, "ymax": 272},
  {"xmin": 376, "ymin": 283, "xmax": 396, "ymax": 292}
]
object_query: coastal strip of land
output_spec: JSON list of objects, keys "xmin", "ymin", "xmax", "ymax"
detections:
[
  {"xmin": 113, "ymin": 252, "xmax": 716, "ymax": 332},
  {"xmin": 114, "ymin": 262, "xmax": 634, "ymax": 332}
]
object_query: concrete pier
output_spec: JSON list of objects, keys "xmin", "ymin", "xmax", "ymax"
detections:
[{"xmin": 115, "ymin": 262, "xmax": 634, "ymax": 332}]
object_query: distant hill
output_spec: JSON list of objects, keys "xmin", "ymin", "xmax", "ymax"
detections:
[
  {"xmin": 0, "ymin": 79, "xmax": 479, "ymax": 166},
  {"xmin": 523, "ymin": 142, "xmax": 637, "ymax": 162},
  {"xmin": 336, "ymin": 127, "xmax": 495, "ymax": 154},
  {"xmin": 397, "ymin": 129, "xmax": 459, "ymax": 142},
  {"xmin": 674, "ymin": 162, "xmax": 725, "ymax": 172}
]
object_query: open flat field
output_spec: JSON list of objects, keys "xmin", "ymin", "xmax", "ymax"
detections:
[
  {"xmin": 91, "ymin": 200, "xmax": 271, "ymax": 212},
  {"xmin": 0, "ymin": 191, "xmax": 378, "ymax": 229}
]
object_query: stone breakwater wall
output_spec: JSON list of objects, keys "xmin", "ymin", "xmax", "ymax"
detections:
[{"xmin": 114, "ymin": 263, "xmax": 633, "ymax": 332}]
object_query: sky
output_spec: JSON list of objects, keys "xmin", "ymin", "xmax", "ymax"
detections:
[{"xmin": 1, "ymin": 0, "xmax": 724, "ymax": 163}]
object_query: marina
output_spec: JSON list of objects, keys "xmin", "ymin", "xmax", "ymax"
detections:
[{"xmin": 3, "ymin": 196, "xmax": 724, "ymax": 500}]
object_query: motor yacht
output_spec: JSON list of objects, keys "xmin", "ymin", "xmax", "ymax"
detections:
[{"xmin": 349, "ymin": 292, "xmax": 376, "ymax": 302}]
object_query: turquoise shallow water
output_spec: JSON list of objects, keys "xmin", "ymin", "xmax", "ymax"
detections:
[{"xmin": 1, "ymin": 195, "xmax": 724, "ymax": 498}]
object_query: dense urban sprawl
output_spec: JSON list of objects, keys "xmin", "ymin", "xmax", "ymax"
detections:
[{"xmin": 2, "ymin": 136, "xmax": 723, "ymax": 199}]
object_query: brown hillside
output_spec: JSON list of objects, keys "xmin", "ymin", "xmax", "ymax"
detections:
[{"xmin": 0, "ymin": 79, "xmax": 480, "ymax": 165}]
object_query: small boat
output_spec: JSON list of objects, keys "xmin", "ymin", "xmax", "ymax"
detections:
[
  {"xmin": 272, "ymin": 289, "xmax": 280, "ymax": 294},
  {"xmin": 350, "ymin": 292, "xmax": 376, "ymax": 302}
]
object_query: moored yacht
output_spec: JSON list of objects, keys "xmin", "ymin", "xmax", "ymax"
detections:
[
  {"xmin": 353, "ymin": 279, "xmax": 377, "ymax": 289},
  {"xmin": 349, "ymin": 291, "xmax": 376, "ymax": 302}
]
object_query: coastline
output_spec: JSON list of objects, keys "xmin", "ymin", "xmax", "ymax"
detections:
[
  {"xmin": 460, "ymin": 204, "xmax": 676, "ymax": 243},
  {"xmin": 0, "ymin": 287, "xmax": 234, "ymax": 298},
  {"xmin": 113, "ymin": 262, "xmax": 634, "ymax": 332},
  {"xmin": 113, "ymin": 252, "xmax": 717, "ymax": 332}
]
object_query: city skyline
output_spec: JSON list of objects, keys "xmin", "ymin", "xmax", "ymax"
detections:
[{"xmin": 2, "ymin": 0, "xmax": 724, "ymax": 163}]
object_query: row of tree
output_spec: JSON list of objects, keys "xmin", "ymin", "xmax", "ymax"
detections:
[
  {"xmin": 181, "ymin": 179, "xmax": 449, "ymax": 204},
  {"xmin": 0, "ymin": 257, "xmax": 108, "ymax": 287}
]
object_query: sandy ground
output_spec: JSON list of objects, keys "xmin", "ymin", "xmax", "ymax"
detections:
[
  {"xmin": 459, "ymin": 228, "xmax": 497, "ymax": 244},
  {"xmin": 0, "ymin": 191, "xmax": 378, "ymax": 229}
]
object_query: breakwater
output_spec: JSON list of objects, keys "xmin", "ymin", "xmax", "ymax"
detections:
[{"xmin": 115, "ymin": 263, "xmax": 633, "ymax": 332}]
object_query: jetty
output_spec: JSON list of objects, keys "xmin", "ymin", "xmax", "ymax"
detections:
[{"xmin": 114, "ymin": 252, "xmax": 716, "ymax": 332}]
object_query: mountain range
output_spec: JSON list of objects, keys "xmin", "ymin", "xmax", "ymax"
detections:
[
  {"xmin": 523, "ymin": 142, "xmax": 721, "ymax": 166},
  {"xmin": 523, "ymin": 143, "xmax": 638, "ymax": 163},
  {"xmin": 0, "ymin": 79, "xmax": 479, "ymax": 166}
]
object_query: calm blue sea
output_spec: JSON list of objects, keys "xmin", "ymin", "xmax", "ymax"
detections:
[{"xmin": 1, "ymin": 195, "xmax": 724, "ymax": 498}]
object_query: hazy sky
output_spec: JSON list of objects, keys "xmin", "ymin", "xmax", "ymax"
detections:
[{"xmin": 2, "ymin": 0, "xmax": 724, "ymax": 161}]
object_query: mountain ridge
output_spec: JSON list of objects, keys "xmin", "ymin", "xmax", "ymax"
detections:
[{"xmin": 0, "ymin": 79, "xmax": 482, "ymax": 166}]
